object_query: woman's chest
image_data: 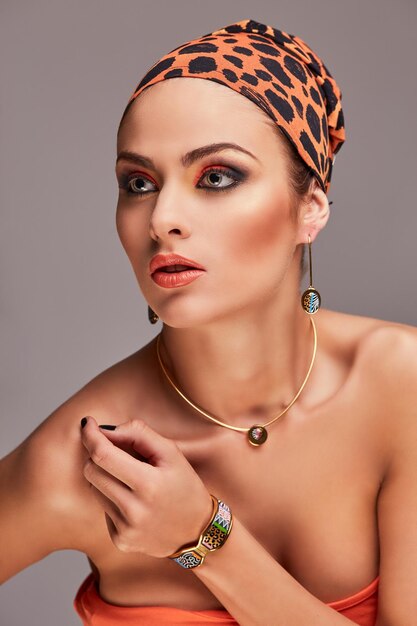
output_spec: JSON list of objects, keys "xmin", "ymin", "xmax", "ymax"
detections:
[
  {"xmin": 182, "ymin": 401, "xmax": 382, "ymax": 591},
  {"xmin": 85, "ymin": 393, "xmax": 385, "ymax": 609}
]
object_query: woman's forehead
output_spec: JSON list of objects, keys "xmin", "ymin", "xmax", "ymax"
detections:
[{"xmin": 118, "ymin": 77, "xmax": 275, "ymax": 147}]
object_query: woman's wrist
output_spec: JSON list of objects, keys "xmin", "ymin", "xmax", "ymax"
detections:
[{"xmin": 167, "ymin": 494, "xmax": 233, "ymax": 569}]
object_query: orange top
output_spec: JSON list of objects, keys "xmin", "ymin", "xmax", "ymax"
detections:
[{"xmin": 74, "ymin": 572, "xmax": 379, "ymax": 625}]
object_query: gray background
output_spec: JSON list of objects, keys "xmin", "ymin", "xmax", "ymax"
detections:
[{"xmin": 1, "ymin": 0, "xmax": 416, "ymax": 624}]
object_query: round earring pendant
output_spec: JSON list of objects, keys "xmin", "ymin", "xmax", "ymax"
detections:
[
  {"xmin": 248, "ymin": 425, "xmax": 268, "ymax": 446},
  {"xmin": 148, "ymin": 306, "xmax": 159, "ymax": 324},
  {"xmin": 301, "ymin": 288, "xmax": 321, "ymax": 314}
]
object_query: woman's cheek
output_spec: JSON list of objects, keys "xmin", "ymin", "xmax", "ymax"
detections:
[
  {"xmin": 115, "ymin": 203, "xmax": 130, "ymax": 252},
  {"xmin": 229, "ymin": 193, "xmax": 292, "ymax": 268},
  {"xmin": 116, "ymin": 204, "xmax": 145, "ymax": 262}
]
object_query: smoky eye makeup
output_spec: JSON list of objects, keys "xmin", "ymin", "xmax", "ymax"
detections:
[
  {"xmin": 196, "ymin": 164, "xmax": 248, "ymax": 194},
  {"xmin": 117, "ymin": 172, "xmax": 156, "ymax": 195},
  {"xmin": 117, "ymin": 160, "xmax": 249, "ymax": 196}
]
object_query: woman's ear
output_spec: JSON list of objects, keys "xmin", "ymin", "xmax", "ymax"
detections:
[{"xmin": 297, "ymin": 182, "xmax": 330, "ymax": 244}]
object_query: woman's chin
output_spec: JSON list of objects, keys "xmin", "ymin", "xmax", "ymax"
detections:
[{"xmin": 153, "ymin": 306, "xmax": 224, "ymax": 330}]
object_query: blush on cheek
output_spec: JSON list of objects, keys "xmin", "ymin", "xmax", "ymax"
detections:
[{"xmin": 230, "ymin": 196, "xmax": 292, "ymax": 269}]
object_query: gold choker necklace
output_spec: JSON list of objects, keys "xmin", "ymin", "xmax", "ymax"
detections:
[{"xmin": 155, "ymin": 316, "xmax": 317, "ymax": 446}]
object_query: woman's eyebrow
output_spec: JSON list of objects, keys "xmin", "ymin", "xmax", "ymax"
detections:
[{"xmin": 115, "ymin": 142, "xmax": 260, "ymax": 169}]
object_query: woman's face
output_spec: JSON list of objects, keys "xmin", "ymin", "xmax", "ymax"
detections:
[{"xmin": 115, "ymin": 77, "xmax": 303, "ymax": 328}]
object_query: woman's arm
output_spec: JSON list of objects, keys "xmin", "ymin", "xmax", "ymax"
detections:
[
  {"xmin": 0, "ymin": 393, "xmax": 110, "ymax": 583},
  {"xmin": 0, "ymin": 431, "xmax": 76, "ymax": 583},
  {"xmin": 193, "ymin": 514, "xmax": 357, "ymax": 626}
]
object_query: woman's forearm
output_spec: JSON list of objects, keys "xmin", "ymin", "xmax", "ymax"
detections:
[{"xmin": 192, "ymin": 515, "xmax": 357, "ymax": 626}]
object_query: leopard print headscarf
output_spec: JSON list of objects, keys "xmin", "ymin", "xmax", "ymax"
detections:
[{"xmin": 120, "ymin": 18, "xmax": 346, "ymax": 195}]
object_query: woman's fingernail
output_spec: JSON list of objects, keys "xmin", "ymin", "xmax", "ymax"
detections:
[
  {"xmin": 80, "ymin": 417, "xmax": 88, "ymax": 429},
  {"xmin": 99, "ymin": 424, "xmax": 116, "ymax": 430}
]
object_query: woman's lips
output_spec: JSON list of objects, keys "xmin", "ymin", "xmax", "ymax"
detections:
[
  {"xmin": 151, "ymin": 268, "xmax": 205, "ymax": 288},
  {"xmin": 149, "ymin": 253, "xmax": 206, "ymax": 274}
]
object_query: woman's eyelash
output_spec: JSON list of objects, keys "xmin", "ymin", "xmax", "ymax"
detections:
[
  {"xmin": 196, "ymin": 167, "xmax": 244, "ymax": 193},
  {"xmin": 119, "ymin": 174, "xmax": 156, "ymax": 196},
  {"xmin": 118, "ymin": 166, "xmax": 245, "ymax": 196}
]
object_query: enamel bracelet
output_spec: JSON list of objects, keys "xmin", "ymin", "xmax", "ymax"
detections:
[{"xmin": 168, "ymin": 494, "xmax": 233, "ymax": 569}]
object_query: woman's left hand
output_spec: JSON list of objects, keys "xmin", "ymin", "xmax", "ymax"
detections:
[{"xmin": 80, "ymin": 415, "xmax": 214, "ymax": 558}]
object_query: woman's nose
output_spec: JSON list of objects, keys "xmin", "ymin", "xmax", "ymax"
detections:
[{"xmin": 149, "ymin": 191, "xmax": 192, "ymax": 241}]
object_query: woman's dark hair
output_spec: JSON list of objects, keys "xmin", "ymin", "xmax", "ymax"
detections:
[{"xmin": 268, "ymin": 122, "xmax": 319, "ymax": 282}]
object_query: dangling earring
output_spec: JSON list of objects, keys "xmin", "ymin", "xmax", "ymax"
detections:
[
  {"xmin": 148, "ymin": 305, "xmax": 159, "ymax": 324},
  {"xmin": 301, "ymin": 234, "xmax": 321, "ymax": 314}
]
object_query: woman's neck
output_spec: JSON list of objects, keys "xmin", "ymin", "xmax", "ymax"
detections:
[{"xmin": 155, "ymin": 294, "xmax": 317, "ymax": 427}]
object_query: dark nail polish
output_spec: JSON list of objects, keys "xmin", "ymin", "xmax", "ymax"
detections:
[
  {"xmin": 80, "ymin": 417, "xmax": 88, "ymax": 429},
  {"xmin": 99, "ymin": 424, "xmax": 116, "ymax": 430}
]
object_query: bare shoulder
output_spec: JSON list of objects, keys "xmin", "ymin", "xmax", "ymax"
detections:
[
  {"xmin": 0, "ymin": 342, "xmax": 158, "ymax": 581},
  {"xmin": 321, "ymin": 307, "xmax": 417, "ymax": 412},
  {"xmin": 320, "ymin": 307, "xmax": 417, "ymax": 360},
  {"xmin": 4, "ymin": 340, "xmax": 155, "ymax": 554},
  {"xmin": 348, "ymin": 311, "xmax": 417, "ymax": 384}
]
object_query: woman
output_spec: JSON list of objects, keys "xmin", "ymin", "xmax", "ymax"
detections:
[{"xmin": 1, "ymin": 17, "xmax": 416, "ymax": 626}]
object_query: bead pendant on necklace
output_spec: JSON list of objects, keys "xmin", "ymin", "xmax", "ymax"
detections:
[{"xmin": 248, "ymin": 425, "xmax": 268, "ymax": 446}]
